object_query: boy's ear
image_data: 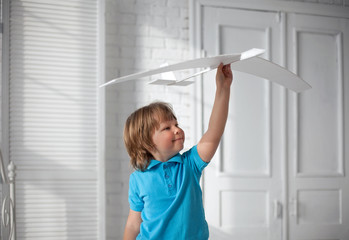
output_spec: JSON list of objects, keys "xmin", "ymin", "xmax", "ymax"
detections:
[{"xmin": 144, "ymin": 141, "xmax": 156, "ymax": 155}]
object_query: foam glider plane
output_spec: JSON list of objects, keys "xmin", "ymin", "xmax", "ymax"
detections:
[{"xmin": 99, "ymin": 48, "xmax": 311, "ymax": 92}]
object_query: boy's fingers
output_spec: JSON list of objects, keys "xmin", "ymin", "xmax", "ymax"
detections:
[
  {"xmin": 221, "ymin": 64, "xmax": 230, "ymax": 76},
  {"xmin": 218, "ymin": 63, "xmax": 223, "ymax": 71},
  {"xmin": 222, "ymin": 65, "xmax": 227, "ymax": 73}
]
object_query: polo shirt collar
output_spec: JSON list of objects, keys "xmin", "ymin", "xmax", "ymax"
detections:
[{"xmin": 147, "ymin": 153, "xmax": 183, "ymax": 170}]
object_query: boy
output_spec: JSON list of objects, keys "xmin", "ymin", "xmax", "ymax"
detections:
[{"xmin": 123, "ymin": 63, "xmax": 233, "ymax": 239}]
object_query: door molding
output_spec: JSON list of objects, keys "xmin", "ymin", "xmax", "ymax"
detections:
[{"xmin": 189, "ymin": 0, "xmax": 349, "ymax": 63}]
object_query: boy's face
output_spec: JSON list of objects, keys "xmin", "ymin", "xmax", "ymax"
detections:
[{"xmin": 151, "ymin": 119, "xmax": 185, "ymax": 162}]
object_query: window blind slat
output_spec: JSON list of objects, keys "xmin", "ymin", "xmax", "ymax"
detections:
[{"xmin": 9, "ymin": 0, "xmax": 99, "ymax": 238}]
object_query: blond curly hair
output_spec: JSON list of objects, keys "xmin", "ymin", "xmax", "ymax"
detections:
[{"xmin": 123, "ymin": 102, "xmax": 177, "ymax": 171}]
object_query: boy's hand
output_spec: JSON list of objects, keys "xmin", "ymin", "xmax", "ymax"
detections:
[{"xmin": 216, "ymin": 63, "xmax": 233, "ymax": 88}]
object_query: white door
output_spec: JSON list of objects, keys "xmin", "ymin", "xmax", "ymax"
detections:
[
  {"xmin": 202, "ymin": 7, "xmax": 284, "ymax": 240},
  {"xmin": 201, "ymin": 6, "xmax": 349, "ymax": 240},
  {"xmin": 286, "ymin": 13, "xmax": 349, "ymax": 240}
]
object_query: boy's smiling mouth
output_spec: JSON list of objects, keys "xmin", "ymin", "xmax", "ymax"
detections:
[{"xmin": 173, "ymin": 137, "xmax": 184, "ymax": 142}]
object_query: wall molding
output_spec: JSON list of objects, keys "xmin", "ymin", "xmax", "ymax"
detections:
[{"xmin": 192, "ymin": 0, "xmax": 349, "ymax": 18}]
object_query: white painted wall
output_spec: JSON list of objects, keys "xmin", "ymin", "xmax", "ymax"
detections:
[{"xmin": 105, "ymin": 0, "xmax": 349, "ymax": 239}]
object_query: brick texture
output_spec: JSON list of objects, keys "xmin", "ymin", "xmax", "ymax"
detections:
[{"xmin": 105, "ymin": 0, "xmax": 191, "ymax": 239}]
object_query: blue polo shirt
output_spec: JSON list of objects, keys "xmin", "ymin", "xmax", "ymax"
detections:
[{"xmin": 128, "ymin": 145, "xmax": 209, "ymax": 240}]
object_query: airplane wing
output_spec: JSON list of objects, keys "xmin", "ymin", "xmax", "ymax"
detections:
[
  {"xmin": 150, "ymin": 57, "xmax": 311, "ymax": 93},
  {"xmin": 99, "ymin": 48, "xmax": 265, "ymax": 88},
  {"xmin": 99, "ymin": 48, "xmax": 311, "ymax": 92},
  {"xmin": 229, "ymin": 57, "xmax": 311, "ymax": 92}
]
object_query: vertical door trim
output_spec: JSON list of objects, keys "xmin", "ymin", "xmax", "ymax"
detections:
[
  {"xmin": 98, "ymin": 0, "xmax": 106, "ymax": 239},
  {"xmin": 1, "ymin": 0, "xmax": 15, "ymax": 239},
  {"xmin": 1, "ymin": 0, "xmax": 10, "ymax": 172}
]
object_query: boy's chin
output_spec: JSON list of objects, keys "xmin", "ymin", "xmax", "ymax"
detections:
[{"xmin": 178, "ymin": 145, "xmax": 185, "ymax": 152}]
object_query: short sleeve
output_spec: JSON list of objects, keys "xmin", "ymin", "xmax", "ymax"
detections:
[
  {"xmin": 128, "ymin": 173, "xmax": 144, "ymax": 212},
  {"xmin": 183, "ymin": 145, "xmax": 209, "ymax": 177}
]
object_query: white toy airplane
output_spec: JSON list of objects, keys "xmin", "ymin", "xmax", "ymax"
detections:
[{"xmin": 100, "ymin": 48, "xmax": 311, "ymax": 92}]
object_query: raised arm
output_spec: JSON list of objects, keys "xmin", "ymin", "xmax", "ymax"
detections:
[{"xmin": 197, "ymin": 63, "xmax": 233, "ymax": 163}]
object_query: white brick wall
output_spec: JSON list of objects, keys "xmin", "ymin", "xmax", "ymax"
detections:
[{"xmin": 105, "ymin": 0, "xmax": 191, "ymax": 239}]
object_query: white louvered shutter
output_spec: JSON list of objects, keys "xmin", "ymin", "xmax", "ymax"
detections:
[{"xmin": 8, "ymin": 0, "xmax": 100, "ymax": 239}]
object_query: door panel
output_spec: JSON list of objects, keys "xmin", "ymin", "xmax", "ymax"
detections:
[
  {"xmin": 287, "ymin": 13, "xmax": 349, "ymax": 240},
  {"xmin": 202, "ymin": 7, "xmax": 283, "ymax": 240}
]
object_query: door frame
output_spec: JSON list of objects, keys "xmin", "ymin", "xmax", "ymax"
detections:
[
  {"xmin": 1, "ymin": 0, "xmax": 13, "ymax": 238},
  {"xmin": 189, "ymin": 1, "xmax": 349, "ymax": 240}
]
